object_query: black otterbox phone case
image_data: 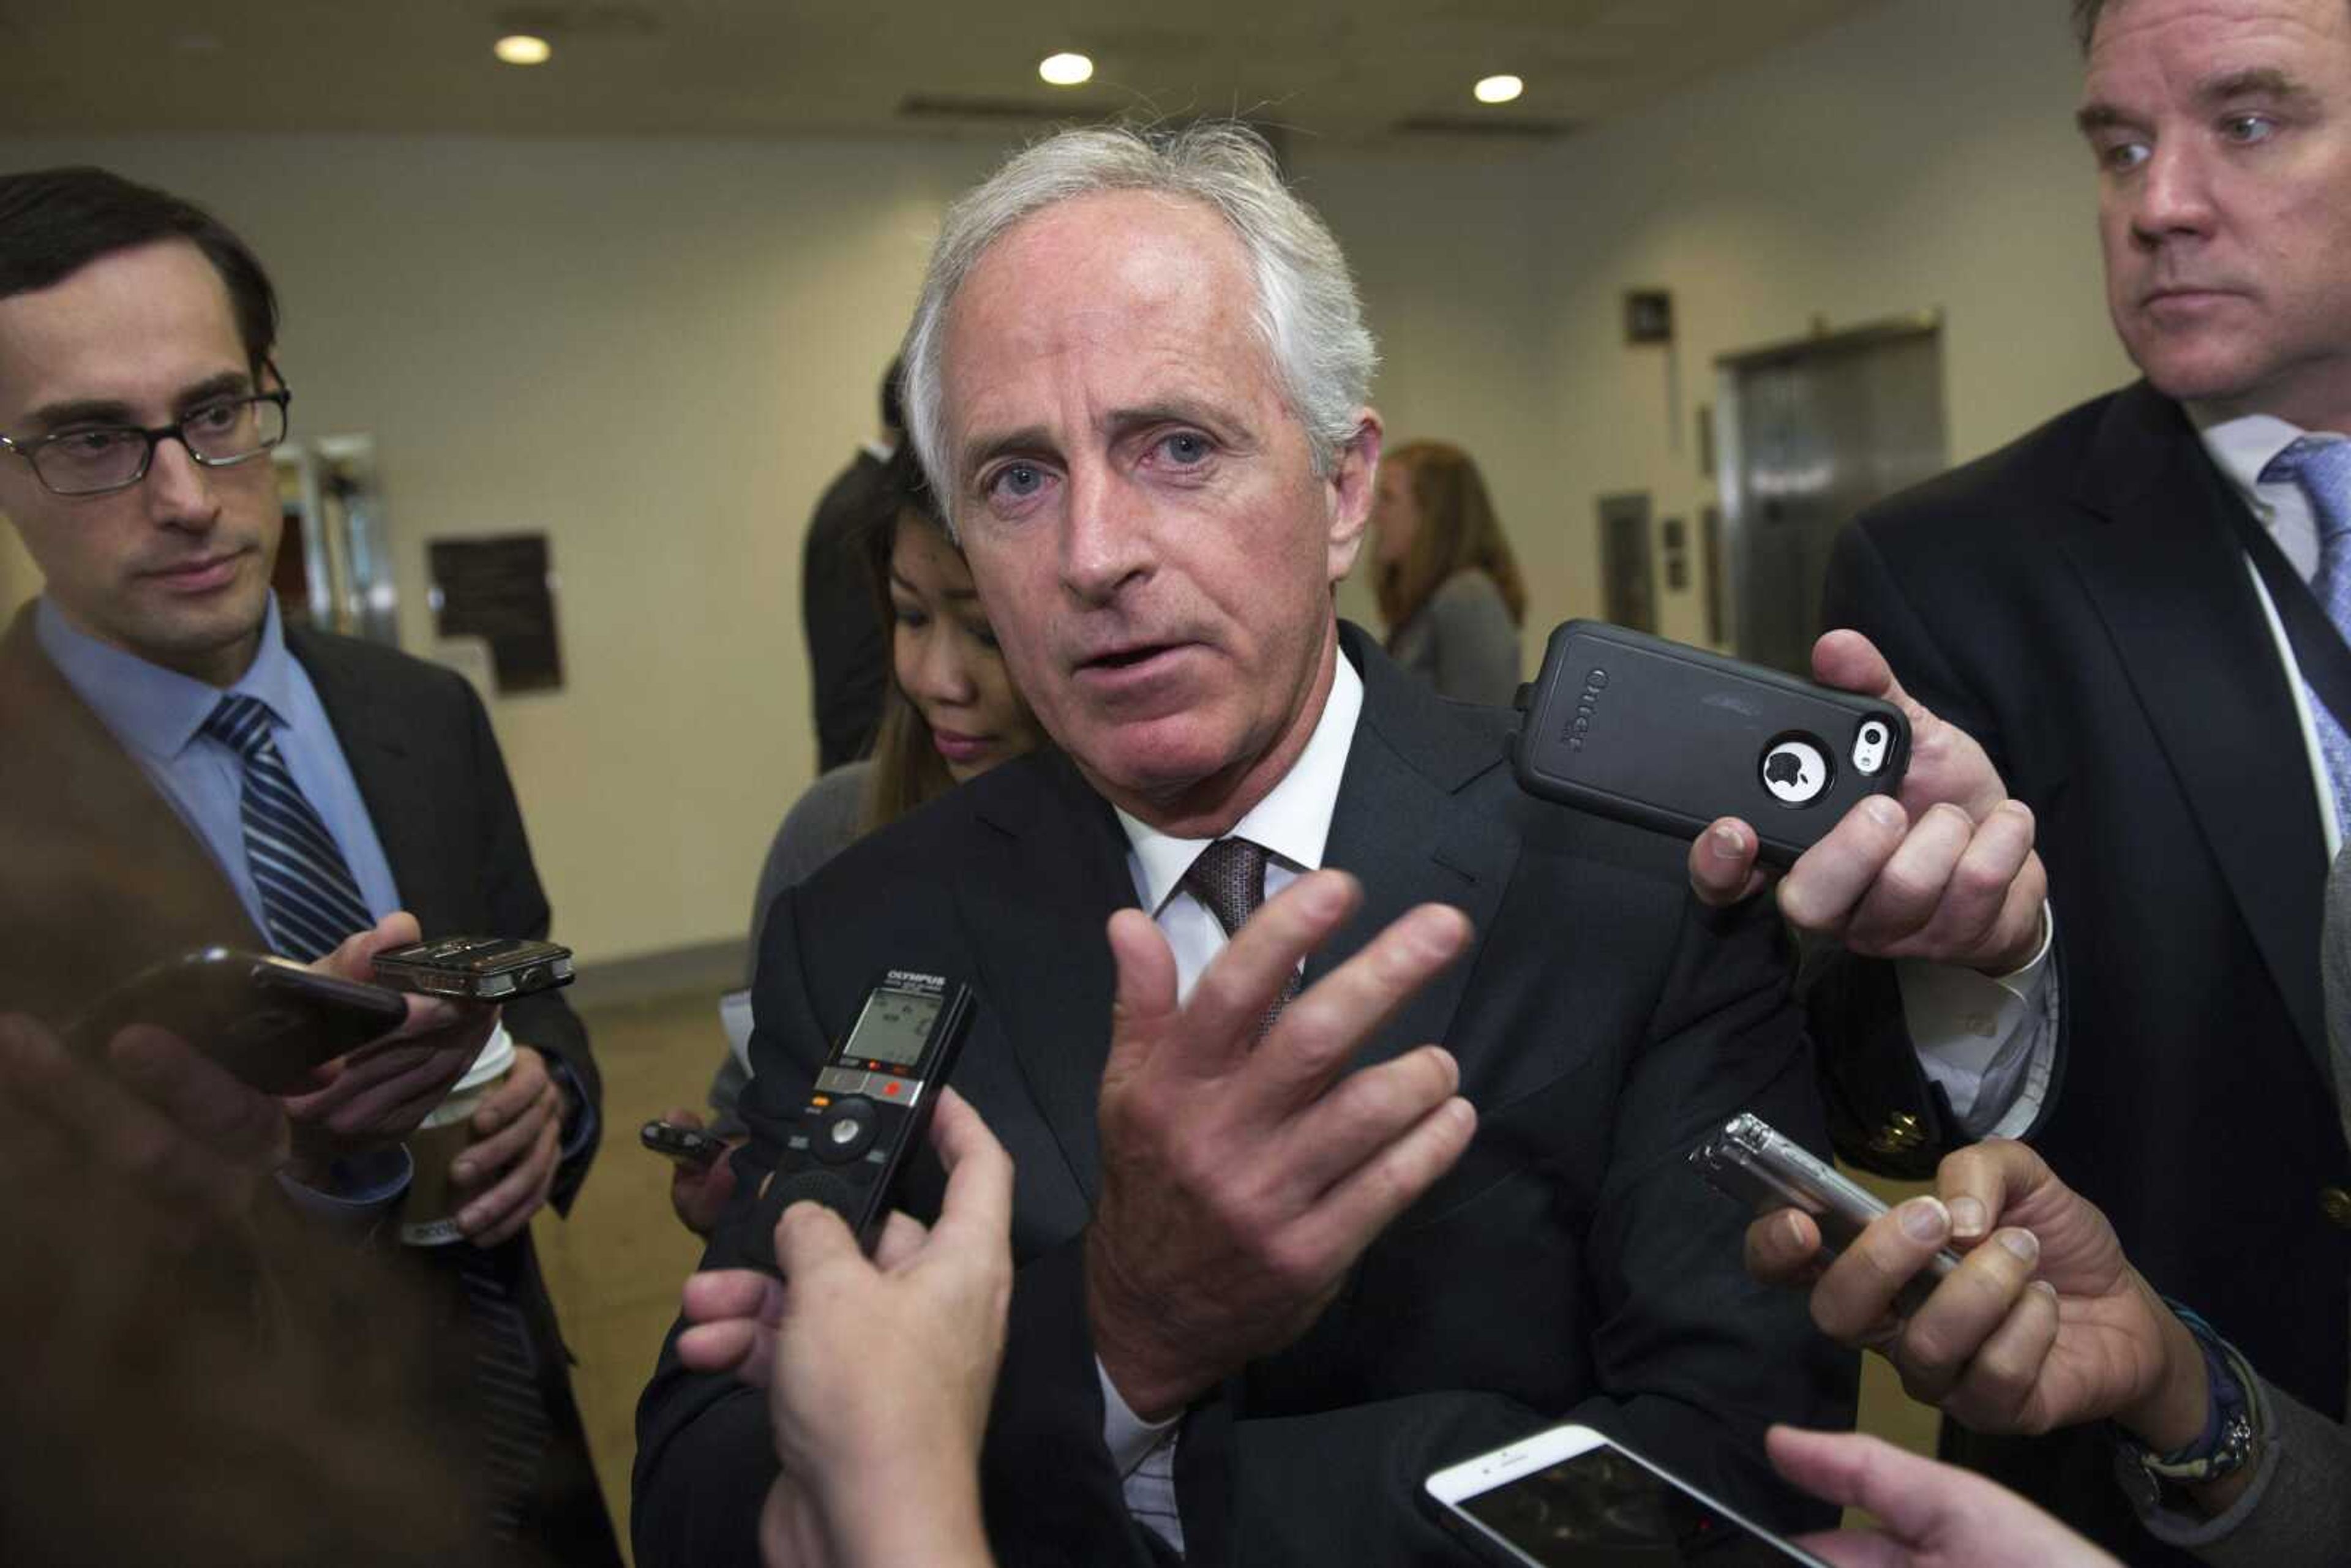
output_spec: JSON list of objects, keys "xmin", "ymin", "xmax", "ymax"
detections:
[
  {"xmin": 760, "ymin": 970, "xmax": 975, "ymax": 1250},
  {"xmin": 1513, "ymin": 620, "xmax": 1910, "ymax": 867}
]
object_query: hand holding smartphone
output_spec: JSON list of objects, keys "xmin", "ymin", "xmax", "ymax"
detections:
[
  {"xmin": 1514, "ymin": 621, "xmax": 1908, "ymax": 866},
  {"xmin": 1692, "ymin": 1112, "xmax": 1960, "ymax": 1316},
  {"xmin": 66, "ymin": 947, "xmax": 408, "ymax": 1095},
  {"xmin": 1426, "ymin": 1423, "xmax": 1831, "ymax": 1566}
]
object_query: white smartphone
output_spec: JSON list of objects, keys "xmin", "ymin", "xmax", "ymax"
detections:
[{"xmin": 1424, "ymin": 1423, "xmax": 1830, "ymax": 1567}]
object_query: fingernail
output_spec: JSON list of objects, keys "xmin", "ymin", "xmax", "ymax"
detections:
[
  {"xmin": 1948, "ymin": 1196, "xmax": 1989, "ymax": 1239},
  {"xmin": 1779, "ymin": 1210, "xmax": 1810, "ymax": 1250},
  {"xmin": 1711, "ymin": 824, "xmax": 1744, "ymax": 858},
  {"xmin": 1996, "ymin": 1228, "xmax": 2040, "ymax": 1266},
  {"xmin": 1301, "ymin": 873, "xmax": 1347, "ymax": 917},
  {"xmin": 1865, "ymin": 797, "xmax": 1903, "ymax": 830},
  {"xmin": 2031, "ymin": 1279, "xmax": 2058, "ymax": 1301},
  {"xmin": 452, "ymin": 1161, "xmax": 474, "ymax": 1184},
  {"xmin": 1898, "ymin": 1196, "xmax": 1949, "ymax": 1244}
]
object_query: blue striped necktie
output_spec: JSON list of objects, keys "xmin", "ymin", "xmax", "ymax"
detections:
[
  {"xmin": 2262, "ymin": 437, "xmax": 2351, "ymax": 835},
  {"xmin": 201, "ymin": 694, "xmax": 374, "ymax": 960},
  {"xmin": 207, "ymin": 692, "xmax": 552, "ymax": 1536}
]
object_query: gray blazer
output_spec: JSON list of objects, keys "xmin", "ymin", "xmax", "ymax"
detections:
[
  {"xmin": 1386, "ymin": 569, "xmax": 1521, "ymax": 706},
  {"xmin": 2138, "ymin": 846, "xmax": 2351, "ymax": 1564}
]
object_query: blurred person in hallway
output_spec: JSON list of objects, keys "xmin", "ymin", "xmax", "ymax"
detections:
[
  {"xmin": 672, "ymin": 449, "xmax": 1043, "ymax": 1233},
  {"xmin": 0, "ymin": 165, "xmax": 617, "ymax": 1564},
  {"xmin": 1370, "ymin": 438, "xmax": 1525, "ymax": 705}
]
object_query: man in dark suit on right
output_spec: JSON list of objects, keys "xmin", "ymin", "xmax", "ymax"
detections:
[{"xmin": 1728, "ymin": 0, "xmax": 2351, "ymax": 1559}]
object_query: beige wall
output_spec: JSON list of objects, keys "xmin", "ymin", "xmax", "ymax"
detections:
[{"xmin": 1517, "ymin": 0, "xmax": 2137, "ymax": 648}]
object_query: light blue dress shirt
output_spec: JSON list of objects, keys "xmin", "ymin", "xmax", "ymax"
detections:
[{"xmin": 36, "ymin": 595, "xmax": 402, "ymax": 942}]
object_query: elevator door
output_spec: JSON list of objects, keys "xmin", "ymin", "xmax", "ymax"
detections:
[{"xmin": 1715, "ymin": 317, "xmax": 1947, "ymax": 675}]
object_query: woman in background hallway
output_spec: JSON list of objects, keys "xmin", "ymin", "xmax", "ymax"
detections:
[{"xmin": 1371, "ymin": 440, "xmax": 1526, "ymax": 706}]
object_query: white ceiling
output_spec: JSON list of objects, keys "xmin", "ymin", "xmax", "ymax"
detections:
[{"xmin": 1, "ymin": 0, "xmax": 1883, "ymax": 149}]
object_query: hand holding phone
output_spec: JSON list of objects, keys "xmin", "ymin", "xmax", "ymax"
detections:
[
  {"xmin": 1685, "ymin": 628, "xmax": 2048, "ymax": 978},
  {"xmin": 65, "ymin": 946, "xmax": 408, "ymax": 1095},
  {"xmin": 1425, "ymin": 1422, "xmax": 1831, "ymax": 1566},
  {"xmin": 1515, "ymin": 620, "xmax": 1909, "ymax": 868}
]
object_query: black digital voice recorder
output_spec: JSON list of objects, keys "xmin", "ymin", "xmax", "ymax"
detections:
[{"xmin": 760, "ymin": 969, "xmax": 975, "ymax": 1249}]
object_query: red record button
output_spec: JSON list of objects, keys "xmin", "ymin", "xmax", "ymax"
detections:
[{"xmin": 881, "ymin": 1079, "xmax": 904, "ymax": 1097}]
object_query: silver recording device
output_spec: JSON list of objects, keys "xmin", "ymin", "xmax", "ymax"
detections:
[{"xmin": 1691, "ymin": 1112, "xmax": 1960, "ymax": 1316}]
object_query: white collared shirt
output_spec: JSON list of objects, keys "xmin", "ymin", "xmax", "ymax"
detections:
[
  {"xmin": 1114, "ymin": 652, "xmax": 1364, "ymax": 997},
  {"xmin": 2194, "ymin": 408, "xmax": 2349, "ymax": 860}
]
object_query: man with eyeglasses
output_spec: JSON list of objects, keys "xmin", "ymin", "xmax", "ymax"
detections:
[{"xmin": 0, "ymin": 166, "xmax": 621, "ymax": 1566}]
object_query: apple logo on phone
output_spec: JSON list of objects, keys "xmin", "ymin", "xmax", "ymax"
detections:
[{"xmin": 1761, "ymin": 738, "xmax": 1830, "ymax": 805}]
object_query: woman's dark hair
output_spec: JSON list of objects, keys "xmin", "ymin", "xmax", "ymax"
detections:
[
  {"xmin": 1375, "ymin": 440, "xmax": 1528, "ymax": 640},
  {"xmin": 0, "ymin": 167, "xmax": 279, "ymax": 373}
]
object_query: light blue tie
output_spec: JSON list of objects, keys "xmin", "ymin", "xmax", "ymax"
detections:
[
  {"xmin": 201, "ymin": 694, "xmax": 375, "ymax": 961},
  {"xmin": 2261, "ymin": 437, "xmax": 2351, "ymax": 835}
]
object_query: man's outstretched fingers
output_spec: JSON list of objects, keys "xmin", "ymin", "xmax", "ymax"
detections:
[
  {"xmin": 1245, "ymin": 902, "xmax": 1469, "ymax": 1112},
  {"xmin": 1183, "ymin": 869, "xmax": 1362, "ymax": 1056},
  {"xmin": 1276, "ymin": 1042, "xmax": 1463, "ymax": 1203},
  {"xmin": 1284, "ymin": 1090, "xmax": 1477, "ymax": 1275}
]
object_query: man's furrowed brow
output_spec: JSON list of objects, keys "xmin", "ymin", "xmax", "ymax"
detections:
[
  {"xmin": 1106, "ymin": 398, "xmax": 1256, "ymax": 447},
  {"xmin": 2197, "ymin": 66, "xmax": 2315, "ymax": 110},
  {"xmin": 959, "ymin": 424, "xmax": 1056, "ymax": 482},
  {"xmin": 2075, "ymin": 100, "xmax": 2134, "ymax": 137},
  {"xmin": 24, "ymin": 371, "xmax": 253, "ymax": 432}
]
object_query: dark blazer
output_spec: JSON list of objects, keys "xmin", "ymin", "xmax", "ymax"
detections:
[
  {"xmin": 1813, "ymin": 383, "xmax": 2351, "ymax": 1561},
  {"xmin": 634, "ymin": 623, "xmax": 1855, "ymax": 1567},
  {"xmin": 802, "ymin": 448, "xmax": 893, "ymax": 773},
  {"xmin": 0, "ymin": 609, "xmax": 618, "ymax": 1567}
]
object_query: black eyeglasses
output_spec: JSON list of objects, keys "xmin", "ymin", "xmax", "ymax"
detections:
[{"xmin": 0, "ymin": 387, "xmax": 293, "ymax": 497}]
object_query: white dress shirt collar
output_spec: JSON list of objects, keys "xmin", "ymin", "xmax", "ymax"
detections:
[
  {"xmin": 2192, "ymin": 408, "xmax": 2348, "ymax": 582},
  {"xmin": 1114, "ymin": 647, "xmax": 1364, "ymax": 913}
]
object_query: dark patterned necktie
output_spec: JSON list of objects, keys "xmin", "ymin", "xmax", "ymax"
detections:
[
  {"xmin": 1181, "ymin": 837, "xmax": 1301, "ymax": 1037},
  {"xmin": 201, "ymin": 694, "xmax": 373, "ymax": 960},
  {"xmin": 2263, "ymin": 437, "xmax": 2351, "ymax": 835}
]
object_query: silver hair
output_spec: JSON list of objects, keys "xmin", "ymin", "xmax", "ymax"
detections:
[{"xmin": 898, "ymin": 121, "xmax": 1379, "ymax": 521}]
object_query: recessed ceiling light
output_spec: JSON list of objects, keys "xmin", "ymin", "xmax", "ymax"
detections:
[
  {"xmin": 1039, "ymin": 51, "xmax": 1094, "ymax": 87},
  {"xmin": 1474, "ymin": 73, "xmax": 1524, "ymax": 105},
  {"xmin": 495, "ymin": 34, "xmax": 552, "ymax": 66}
]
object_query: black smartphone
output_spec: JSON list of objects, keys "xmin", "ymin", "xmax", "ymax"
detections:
[
  {"xmin": 1513, "ymin": 620, "xmax": 1910, "ymax": 867},
  {"xmin": 757, "ymin": 969, "xmax": 975, "ymax": 1250},
  {"xmin": 66, "ymin": 947, "xmax": 410, "ymax": 1095},
  {"xmin": 640, "ymin": 1119, "xmax": 726, "ymax": 1169},
  {"xmin": 372, "ymin": 936, "xmax": 574, "ymax": 1001}
]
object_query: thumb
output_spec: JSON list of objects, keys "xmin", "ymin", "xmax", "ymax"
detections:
[
  {"xmin": 773, "ymin": 1197, "xmax": 866, "ymax": 1284},
  {"xmin": 310, "ymin": 910, "xmax": 422, "ymax": 983},
  {"xmin": 1689, "ymin": 818, "xmax": 1768, "ymax": 909},
  {"xmin": 1812, "ymin": 631, "xmax": 1918, "ymax": 718}
]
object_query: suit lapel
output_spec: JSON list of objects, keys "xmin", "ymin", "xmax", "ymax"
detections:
[
  {"xmin": 288, "ymin": 629, "xmax": 447, "ymax": 923},
  {"xmin": 2058, "ymin": 384, "xmax": 2331, "ymax": 1067},
  {"xmin": 1316, "ymin": 629, "xmax": 1519, "ymax": 1071},
  {"xmin": 958, "ymin": 752, "xmax": 1136, "ymax": 1203}
]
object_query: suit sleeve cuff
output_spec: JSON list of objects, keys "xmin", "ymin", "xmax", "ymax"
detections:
[
  {"xmin": 1897, "ymin": 901, "xmax": 2060, "ymax": 1138},
  {"xmin": 276, "ymin": 1144, "xmax": 412, "ymax": 1233},
  {"xmin": 545, "ymin": 1048, "xmax": 599, "ymax": 1168}
]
